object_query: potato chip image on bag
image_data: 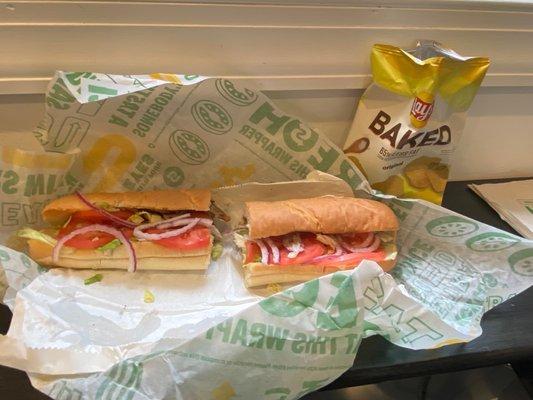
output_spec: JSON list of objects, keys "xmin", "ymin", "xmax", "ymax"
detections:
[
  {"xmin": 403, "ymin": 156, "xmax": 449, "ymax": 193},
  {"xmin": 344, "ymin": 40, "xmax": 489, "ymax": 204}
]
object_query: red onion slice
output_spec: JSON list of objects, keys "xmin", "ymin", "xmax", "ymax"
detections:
[
  {"xmin": 53, "ymin": 224, "xmax": 137, "ymax": 272},
  {"xmin": 133, "ymin": 214, "xmax": 213, "ymax": 240},
  {"xmin": 75, "ymin": 192, "xmax": 136, "ymax": 229},
  {"xmin": 143, "ymin": 213, "xmax": 191, "ymax": 230},
  {"xmin": 312, "ymin": 246, "xmax": 343, "ymax": 262},
  {"xmin": 359, "ymin": 233, "xmax": 375, "ymax": 248},
  {"xmin": 338, "ymin": 232, "xmax": 374, "ymax": 253},
  {"xmin": 356, "ymin": 235, "xmax": 381, "ymax": 253},
  {"xmin": 313, "ymin": 234, "xmax": 380, "ymax": 262},
  {"xmin": 134, "ymin": 218, "xmax": 200, "ymax": 241},
  {"xmin": 265, "ymin": 238, "xmax": 280, "ymax": 264},
  {"xmin": 255, "ymin": 239, "xmax": 269, "ymax": 264}
]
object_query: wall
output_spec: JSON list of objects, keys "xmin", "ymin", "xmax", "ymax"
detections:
[{"xmin": 0, "ymin": 0, "xmax": 532, "ymax": 180}]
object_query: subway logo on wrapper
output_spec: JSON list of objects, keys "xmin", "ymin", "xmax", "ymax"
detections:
[{"xmin": 343, "ymin": 40, "xmax": 489, "ymax": 204}]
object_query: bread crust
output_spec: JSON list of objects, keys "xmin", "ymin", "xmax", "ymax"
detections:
[
  {"xmin": 42, "ymin": 189, "xmax": 211, "ymax": 225},
  {"xmin": 243, "ymin": 258, "xmax": 396, "ymax": 287},
  {"xmin": 28, "ymin": 239, "xmax": 212, "ymax": 271},
  {"xmin": 246, "ymin": 196, "xmax": 399, "ymax": 239}
]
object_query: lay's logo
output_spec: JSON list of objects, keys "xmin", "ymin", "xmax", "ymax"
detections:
[{"xmin": 410, "ymin": 96, "xmax": 434, "ymax": 128}]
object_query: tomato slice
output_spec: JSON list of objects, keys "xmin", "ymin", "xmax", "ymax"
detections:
[
  {"xmin": 147, "ymin": 226, "xmax": 211, "ymax": 250},
  {"xmin": 58, "ymin": 225, "xmax": 133, "ymax": 249},
  {"xmin": 59, "ymin": 217, "xmax": 133, "ymax": 249},
  {"xmin": 243, "ymin": 233, "xmax": 385, "ymax": 268},
  {"xmin": 311, "ymin": 250, "xmax": 386, "ymax": 268},
  {"xmin": 62, "ymin": 231, "xmax": 115, "ymax": 249},
  {"xmin": 245, "ymin": 241, "xmax": 260, "ymax": 263},
  {"xmin": 69, "ymin": 209, "xmax": 134, "ymax": 225}
]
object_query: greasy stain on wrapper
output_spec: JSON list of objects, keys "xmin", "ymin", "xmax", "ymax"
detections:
[
  {"xmin": 212, "ymin": 381, "xmax": 236, "ymax": 400},
  {"xmin": 210, "ymin": 164, "xmax": 256, "ymax": 188},
  {"xmin": 83, "ymin": 134, "xmax": 137, "ymax": 192}
]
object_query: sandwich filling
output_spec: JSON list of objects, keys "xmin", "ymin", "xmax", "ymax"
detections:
[
  {"xmin": 20, "ymin": 192, "xmax": 219, "ymax": 272},
  {"xmin": 235, "ymin": 230, "xmax": 397, "ymax": 269}
]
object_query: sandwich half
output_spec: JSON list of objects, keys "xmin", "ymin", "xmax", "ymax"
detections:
[
  {"xmin": 21, "ymin": 189, "xmax": 218, "ymax": 272},
  {"xmin": 235, "ymin": 196, "xmax": 399, "ymax": 287}
]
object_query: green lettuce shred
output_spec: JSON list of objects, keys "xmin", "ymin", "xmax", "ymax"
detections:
[
  {"xmin": 211, "ymin": 242, "xmax": 224, "ymax": 261},
  {"xmin": 17, "ymin": 228, "xmax": 57, "ymax": 247},
  {"xmin": 84, "ymin": 274, "xmax": 103, "ymax": 285},
  {"xmin": 128, "ymin": 211, "xmax": 163, "ymax": 224},
  {"xmin": 144, "ymin": 289, "xmax": 155, "ymax": 303},
  {"xmin": 127, "ymin": 213, "xmax": 145, "ymax": 225},
  {"xmin": 97, "ymin": 239, "xmax": 122, "ymax": 253}
]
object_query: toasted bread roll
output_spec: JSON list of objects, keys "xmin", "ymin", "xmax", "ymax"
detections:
[
  {"xmin": 246, "ymin": 195, "xmax": 398, "ymax": 239},
  {"xmin": 28, "ymin": 239, "xmax": 212, "ymax": 271},
  {"xmin": 43, "ymin": 189, "xmax": 211, "ymax": 225}
]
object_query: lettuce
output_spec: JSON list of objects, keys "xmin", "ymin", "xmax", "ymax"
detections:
[
  {"xmin": 127, "ymin": 211, "xmax": 163, "ymax": 224},
  {"xmin": 97, "ymin": 239, "xmax": 122, "ymax": 253},
  {"xmin": 127, "ymin": 213, "xmax": 145, "ymax": 225},
  {"xmin": 144, "ymin": 289, "xmax": 155, "ymax": 303},
  {"xmin": 17, "ymin": 228, "xmax": 57, "ymax": 247},
  {"xmin": 84, "ymin": 274, "xmax": 103, "ymax": 285},
  {"xmin": 211, "ymin": 242, "xmax": 224, "ymax": 261}
]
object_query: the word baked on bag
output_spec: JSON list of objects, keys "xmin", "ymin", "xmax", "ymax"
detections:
[{"xmin": 344, "ymin": 40, "xmax": 489, "ymax": 204}]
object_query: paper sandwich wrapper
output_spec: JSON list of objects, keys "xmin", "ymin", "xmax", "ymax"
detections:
[
  {"xmin": 0, "ymin": 72, "xmax": 532, "ymax": 400},
  {"xmin": 470, "ymin": 179, "xmax": 533, "ymax": 240}
]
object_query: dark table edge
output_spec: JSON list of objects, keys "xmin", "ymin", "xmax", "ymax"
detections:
[{"xmin": 324, "ymin": 348, "xmax": 533, "ymax": 390}]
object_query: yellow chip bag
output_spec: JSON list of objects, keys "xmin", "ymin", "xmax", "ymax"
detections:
[{"xmin": 344, "ymin": 40, "xmax": 489, "ymax": 204}]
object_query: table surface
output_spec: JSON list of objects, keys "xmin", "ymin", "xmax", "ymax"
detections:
[{"xmin": 1, "ymin": 179, "xmax": 533, "ymax": 399}]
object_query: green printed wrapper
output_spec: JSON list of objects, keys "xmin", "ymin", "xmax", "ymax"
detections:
[
  {"xmin": 0, "ymin": 72, "xmax": 531, "ymax": 400},
  {"xmin": 0, "ymin": 146, "xmax": 78, "ymax": 241},
  {"xmin": 32, "ymin": 72, "xmax": 368, "ymax": 196}
]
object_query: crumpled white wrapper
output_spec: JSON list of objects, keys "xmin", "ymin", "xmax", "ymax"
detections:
[{"xmin": 0, "ymin": 72, "xmax": 532, "ymax": 400}]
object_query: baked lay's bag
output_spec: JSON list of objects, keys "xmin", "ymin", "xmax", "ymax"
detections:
[{"xmin": 343, "ymin": 41, "xmax": 489, "ymax": 204}]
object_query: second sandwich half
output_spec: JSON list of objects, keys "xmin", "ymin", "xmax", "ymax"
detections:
[{"xmin": 235, "ymin": 196, "xmax": 400, "ymax": 287}]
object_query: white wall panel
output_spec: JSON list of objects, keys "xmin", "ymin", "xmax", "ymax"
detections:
[{"xmin": 0, "ymin": 0, "xmax": 532, "ymax": 180}]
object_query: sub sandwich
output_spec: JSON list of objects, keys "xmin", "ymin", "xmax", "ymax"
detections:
[
  {"xmin": 235, "ymin": 196, "xmax": 399, "ymax": 287},
  {"xmin": 20, "ymin": 189, "xmax": 220, "ymax": 271}
]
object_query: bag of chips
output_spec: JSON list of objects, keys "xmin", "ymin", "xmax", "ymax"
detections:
[{"xmin": 344, "ymin": 40, "xmax": 489, "ymax": 204}]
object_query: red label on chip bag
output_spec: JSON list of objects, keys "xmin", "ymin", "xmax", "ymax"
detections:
[{"xmin": 411, "ymin": 97, "xmax": 434, "ymax": 121}]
